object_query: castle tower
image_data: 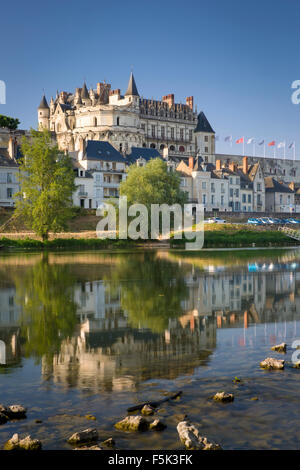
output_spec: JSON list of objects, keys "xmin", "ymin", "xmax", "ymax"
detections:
[
  {"xmin": 38, "ymin": 95, "xmax": 50, "ymax": 130},
  {"xmin": 194, "ymin": 111, "xmax": 215, "ymax": 163},
  {"xmin": 81, "ymin": 82, "xmax": 91, "ymax": 106}
]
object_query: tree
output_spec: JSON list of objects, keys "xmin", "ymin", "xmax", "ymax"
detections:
[
  {"xmin": 15, "ymin": 129, "xmax": 76, "ymax": 240},
  {"xmin": 0, "ymin": 114, "xmax": 20, "ymax": 130},
  {"xmin": 119, "ymin": 158, "xmax": 188, "ymax": 236},
  {"xmin": 120, "ymin": 158, "xmax": 187, "ymax": 207}
]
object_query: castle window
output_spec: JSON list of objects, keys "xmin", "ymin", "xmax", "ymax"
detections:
[
  {"xmin": 170, "ymin": 128, "xmax": 174, "ymax": 139},
  {"xmin": 117, "ymin": 117, "xmax": 120, "ymax": 126},
  {"xmin": 179, "ymin": 146, "xmax": 185, "ymax": 152},
  {"xmin": 205, "ymin": 146, "xmax": 208, "ymax": 153},
  {"xmin": 180, "ymin": 129, "xmax": 184, "ymax": 140},
  {"xmin": 151, "ymin": 125, "xmax": 155, "ymax": 137},
  {"xmin": 119, "ymin": 143, "xmax": 123, "ymax": 152},
  {"xmin": 169, "ymin": 145, "xmax": 175, "ymax": 151},
  {"xmin": 205, "ymin": 136, "xmax": 208, "ymax": 142},
  {"xmin": 142, "ymin": 142, "xmax": 146, "ymax": 147},
  {"xmin": 161, "ymin": 126, "xmax": 165, "ymax": 138},
  {"xmin": 150, "ymin": 143, "xmax": 156, "ymax": 149}
]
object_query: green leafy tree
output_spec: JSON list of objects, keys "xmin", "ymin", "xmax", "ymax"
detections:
[
  {"xmin": 119, "ymin": 158, "xmax": 188, "ymax": 237},
  {"xmin": 120, "ymin": 158, "xmax": 187, "ymax": 208},
  {"xmin": 0, "ymin": 114, "xmax": 20, "ymax": 130},
  {"xmin": 15, "ymin": 129, "xmax": 76, "ymax": 240}
]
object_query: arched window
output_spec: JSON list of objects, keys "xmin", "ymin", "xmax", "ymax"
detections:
[
  {"xmin": 150, "ymin": 143, "xmax": 156, "ymax": 149},
  {"xmin": 117, "ymin": 117, "xmax": 120, "ymax": 126},
  {"xmin": 169, "ymin": 145, "xmax": 175, "ymax": 151},
  {"xmin": 179, "ymin": 146, "xmax": 185, "ymax": 152}
]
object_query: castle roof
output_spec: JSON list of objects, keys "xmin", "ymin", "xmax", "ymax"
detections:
[
  {"xmin": 84, "ymin": 141, "xmax": 125, "ymax": 162},
  {"xmin": 38, "ymin": 95, "xmax": 49, "ymax": 109},
  {"xmin": 0, "ymin": 149, "xmax": 18, "ymax": 167},
  {"xmin": 125, "ymin": 73, "xmax": 139, "ymax": 97},
  {"xmin": 194, "ymin": 111, "xmax": 214, "ymax": 133},
  {"xmin": 81, "ymin": 83, "xmax": 89, "ymax": 100},
  {"xmin": 126, "ymin": 147, "xmax": 161, "ymax": 164}
]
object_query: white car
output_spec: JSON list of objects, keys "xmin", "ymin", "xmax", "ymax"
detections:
[{"xmin": 205, "ymin": 217, "xmax": 226, "ymax": 224}]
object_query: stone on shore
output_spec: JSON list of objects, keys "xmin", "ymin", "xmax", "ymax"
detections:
[
  {"xmin": 68, "ymin": 428, "xmax": 98, "ymax": 445},
  {"xmin": 4, "ymin": 433, "xmax": 42, "ymax": 450},
  {"xmin": 115, "ymin": 415, "xmax": 149, "ymax": 432},
  {"xmin": 141, "ymin": 405, "xmax": 155, "ymax": 416},
  {"xmin": 149, "ymin": 419, "xmax": 167, "ymax": 431},
  {"xmin": 177, "ymin": 421, "xmax": 221, "ymax": 450},
  {"xmin": 213, "ymin": 392, "xmax": 234, "ymax": 403},
  {"xmin": 260, "ymin": 357, "xmax": 285, "ymax": 370},
  {"xmin": 271, "ymin": 343, "xmax": 287, "ymax": 353}
]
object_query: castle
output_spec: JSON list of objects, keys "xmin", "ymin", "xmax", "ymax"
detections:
[{"xmin": 37, "ymin": 72, "xmax": 215, "ymax": 161}]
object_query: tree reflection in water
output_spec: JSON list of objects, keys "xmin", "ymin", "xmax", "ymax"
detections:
[{"xmin": 13, "ymin": 254, "xmax": 78, "ymax": 362}]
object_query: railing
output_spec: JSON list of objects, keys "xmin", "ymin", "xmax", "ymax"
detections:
[
  {"xmin": 279, "ymin": 226, "xmax": 300, "ymax": 241},
  {"xmin": 78, "ymin": 191, "xmax": 88, "ymax": 197}
]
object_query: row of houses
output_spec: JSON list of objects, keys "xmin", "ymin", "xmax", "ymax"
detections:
[{"xmin": 0, "ymin": 134, "xmax": 298, "ymax": 213}]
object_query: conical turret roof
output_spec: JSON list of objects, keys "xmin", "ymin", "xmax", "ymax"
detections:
[
  {"xmin": 38, "ymin": 95, "xmax": 49, "ymax": 109},
  {"xmin": 81, "ymin": 82, "xmax": 89, "ymax": 99},
  {"xmin": 125, "ymin": 72, "xmax": 139, "ymax": 96}
]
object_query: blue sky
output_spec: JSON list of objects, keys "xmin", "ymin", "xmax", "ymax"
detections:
[{"xmin": 1, "ymin": 0, "xmax": 300, "ymax": 157}]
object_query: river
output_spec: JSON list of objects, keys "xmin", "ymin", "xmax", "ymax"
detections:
[{"xmin": 0, "ymin": 248, "xmax": 300, "ymax": 449}]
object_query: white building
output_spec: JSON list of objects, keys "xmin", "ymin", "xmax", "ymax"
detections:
[{"xmin": 0, "ymin": 137, "xmax": 19, "ymax": 206}]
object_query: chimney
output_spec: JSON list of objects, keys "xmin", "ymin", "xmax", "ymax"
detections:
[
  {"xmin": 216, "ymin": 159, "xmax": 221, "ymax": 171},
  {"xmin": 8, "ymin": 136, "xmax": 16, "ymax": 159},
  {"xmin": 162, "ymin": 94, "xmax": 174, "ymax": 108},
  {"xmin": 188, "ymin": 157, "xmax": 194, "ymax": 169},
  {"xmin": 229, "ymin": 162, "xmax": 236, "ymax": 172},
  {"xmin": 186, "ymin": 96, "xmax": 193, "ymax": 110},
  {"xmin": 78, "ymin": 138, "xmax": 86, "ymax": 160},
  {"xmin": 243, "ymin": 156, "xmax": 248, "ymax": 174},
  {"xmin": 289, "ymin": 181, "xmax": 295, "ymax": 191}
]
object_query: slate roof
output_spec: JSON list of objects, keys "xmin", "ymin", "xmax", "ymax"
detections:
[
  {"xmin": 84, "ymin": 141, "xmax": 125, "ymax": 162},
  {"xmin": 0, "ymin": 148, "xmax": 18, "ymax": 167},
  {"xmin": 126, "ymin": 147, "xmax": 162, "ymax": 164},
  {"xmin": 125, "ymin": 73, "xmax": 139, "ymax": 96},
  {"xmin": 81, "ymin": 83, "xmax": 89, "ymax": 100},
  {"xmin": 38, "ymin": 95, "xmax": 49, "ymax": 109},
  {"xmin": 194, "ymin": 111, "xmax": 215, "ymax": 133},
  {"xmin": 264, "ymin": 177, "xmax": 294, "ymax": 193}
]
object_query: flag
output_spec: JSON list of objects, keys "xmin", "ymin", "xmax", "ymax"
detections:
[
  {"xmin": 236, "ymin": 137, "xmax": 244, "ymax": 144},
  {"xmin": 268, "ymin": 141, "xmax": 275, "ymax": 147},
  {"xmin": 277, "ymin": 142, "xmax": 285, "ymax": 148},
  {"xmin": 258, "ymin": 140, "xmax": 265, "ymax": 145},
  {"xmin": 247, "ymin": 138, "xmax": 255, "ymax": 144},
  {"xmin": 289, "ymin": 142, "xmax": 295, "ymax": 149},
  {"xmin": 224, "ymin": 136, "xmax": 232, "ymax": 142}
]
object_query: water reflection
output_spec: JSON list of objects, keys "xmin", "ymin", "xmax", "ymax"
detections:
[{"xmin": 0, "ymin": 250, "xmax": 300, "ymax": 391}]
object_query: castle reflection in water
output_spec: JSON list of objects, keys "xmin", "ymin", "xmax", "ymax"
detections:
[{"xmin": 1, "ymin": 251, "xmax": 300, "ymax": 391}]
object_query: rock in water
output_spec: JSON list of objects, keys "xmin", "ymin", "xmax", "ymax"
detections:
[
  {"xmin": 271, "ymin": 343, "xmax": 287, "ymax": 353},
  {"xmin": 141, "ymin": 405, "xmax": 155, "ymax": 416},
  {"xmin": 115, "ymin": 415, "xmax": 149, "ymax": 431},
  {"xmin": 4, "ymin": 433, "xmax": 42, "ymax": 450},
  {"xmin": 74, "ymin": 445, "xmax": 102, "ymax": 450},
  {"xmin": 68, "ymin": 428, "xmax": 98, "ymax": 445},
  {"xmin": 7, "ymin": 405, "xmax": 27, "ymax": 419},
  {"xmin": 213, "ymin": 392, "xmax": 234, "ymax": 402},
  {"xmin": 177, "ymin": 421, "xmax": 221, "ymax": 450},
  {"xmin": 0, "ymin": 412, "xmax": 8, "ymax": 425},
  {"xmin": 260, "ymin": 357, "xmax": 285, "ymax": 370},
  {"xmin": 101, "ymin": 438, "xmax": 115, "ymax": 447},
  {"xmin": 149, "ymin": 419, "xmax": 167, "ymax": 431}
]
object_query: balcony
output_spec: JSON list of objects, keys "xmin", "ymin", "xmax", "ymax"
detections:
[{"xmin": 78, "ymin": 191, "xmax": 88, "ymax": 197}]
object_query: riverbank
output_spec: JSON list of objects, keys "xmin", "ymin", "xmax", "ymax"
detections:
[{"xmin": 0, "ymin": 229, "xmax": 297, "ymax": 250}]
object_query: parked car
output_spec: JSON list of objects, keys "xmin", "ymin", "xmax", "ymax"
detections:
[
  {"xmin": 206, "ymin": 217, "xmax": 226, "ymax": 224},
  {"xmin": 287, "ymin": 218, "xmax": 300, "ymax": 224},
  {"xmin": 247, "ymin": 218, "xmax": 263, "ymax": 225},
  {"xmin": 259, "ymin": 217, "xmax": 270, "ymax": 224}
]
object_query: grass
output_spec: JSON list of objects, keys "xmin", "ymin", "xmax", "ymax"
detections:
[
  {"xmin": 0, "ymin": 237, "xmax": 139, "ymax": 250},
  {"xmin": 171, "ymin": 225, "xmax": 295, "ymax": 248}
]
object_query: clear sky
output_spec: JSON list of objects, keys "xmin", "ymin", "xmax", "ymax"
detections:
[{"xmin": 1, "ymin": 0, "xmax": 300, "ymax": 157}]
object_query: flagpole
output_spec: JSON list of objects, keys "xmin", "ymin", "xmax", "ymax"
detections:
[{"xmin": 243, "ymin": 137, "xmax": 245, "ymax": 156}]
